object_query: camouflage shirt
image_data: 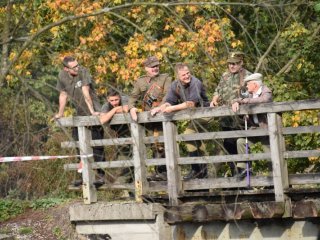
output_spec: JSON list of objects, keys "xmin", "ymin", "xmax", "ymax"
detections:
[
  {"xmin": 128, "ymin": 73, "xmax": 172, "ymax": 111},
  {"xmin": 213, "ymin": 68, "xmax": 252, "ymax": 105}
]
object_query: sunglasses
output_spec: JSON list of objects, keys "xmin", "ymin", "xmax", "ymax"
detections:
[{"xmin": 65, "ymin": 64, "xmax": 79, "ymax": 70}]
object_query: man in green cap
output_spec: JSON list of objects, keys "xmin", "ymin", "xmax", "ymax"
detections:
[
  {"xmin": 210, "ymin": 51, "xmax": 252, "ymax": 175},
  {"xmin": 211, "ymin": 51, "xmax": 251, "ymax": 107},
  {"xmin": 128, "ymin": 56, "xmax": 172, "ymax": 181}
]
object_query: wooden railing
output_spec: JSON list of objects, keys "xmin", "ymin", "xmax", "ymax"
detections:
[{"xmin": 57, "ymin": 99, "xmax": 320, "ymax": 205}]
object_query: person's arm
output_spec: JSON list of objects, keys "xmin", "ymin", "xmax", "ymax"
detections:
[
  {"xmin": 210, "ymin": 95, "xmax": 219, "ymax": 107},
  {"xmin": 211, "ymin": 75, "xmax": 224, "ymax": 107},
  {"xmin": 163, "ymin": 101, "xmax": 195, "ymax": 113},
  {"xmin": 115, "ymin": 104, "xmax": 128, "ymax": 113},
  {"xmin": 242, "ymin": 91, "xmax": 272, "ymax": 104},
  {"xmin": 99, "ymin": 106, "xmax": 122, "ymax": 124},
  {"xmin": 128, "ymin": 80, "xmax": 142, "ymax": 121},
  {"xmin": 82, "ymin": 85, "xmax": 100, "ymax": 116},
  {"xmin": 150, "ymin": 102, "xmax": 171, "ymax": 116},
  {"xmin": 54, "ymin": 91, "xmax": 68, "ymax": 118}
]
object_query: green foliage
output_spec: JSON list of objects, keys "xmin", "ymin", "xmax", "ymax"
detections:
[
  {"xmin": 30, "ymin": 197, "xmax": 68, "ymax": 210},
  {"xmin": 0, "ymin": 199, "xmax": 28, "ymax": 222},
  {"xmin": 0, "ymin": 197, "xmax": 70, "ymax": 222},
  {"xmin": 53, "ymin": 226, "xmax": 67, "ymax": 240},
  {"xmin": 18, "ymin": 227, "xmax": 33, "ymax": 235}
]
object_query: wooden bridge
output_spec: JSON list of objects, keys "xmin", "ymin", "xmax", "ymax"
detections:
[{"xmin": 57, "ymin": 99, "xmax": 320, "ymax": 239}]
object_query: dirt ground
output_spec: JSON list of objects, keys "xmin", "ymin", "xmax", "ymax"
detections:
[{"xmin": 0, "ymin": 200, "xmax": 87, "ymax": 240}]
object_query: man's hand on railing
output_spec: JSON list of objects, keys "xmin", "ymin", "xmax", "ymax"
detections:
[
  {"xmin": 130, "ymin": 107, "xmax": 138, "ymax": 121},
  {"xmin": 150, "ymin": 107, "xmax": 161, "ymax": 116},
  {"xmin": 117, "ymin": 105, "xmax": 129, "ymax": 113},
  {"xmin": 50, "ymin": 113, "xmax": 63, "ymax": 122},
  {"xmin": 91, "ymin": 111, "xmax": 101, "ymax": 116},
  {"xmin": 232, "ymin": 102, "xmax": 240, "ymax": 112}
]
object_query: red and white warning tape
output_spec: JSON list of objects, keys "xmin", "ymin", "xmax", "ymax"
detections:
[{"xmin": 0, "ymin": 154, "xmax": 93, "ymax": 173}]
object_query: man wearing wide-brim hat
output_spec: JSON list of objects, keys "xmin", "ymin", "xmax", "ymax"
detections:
[{"xmin": 231, "ymin": 73, "xmax": 273, "ymax": 180}]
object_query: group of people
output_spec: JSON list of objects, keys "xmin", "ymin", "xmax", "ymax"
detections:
[{"xmin": 54, "ymin": 52, "xmax": 273, "ymax": 186}]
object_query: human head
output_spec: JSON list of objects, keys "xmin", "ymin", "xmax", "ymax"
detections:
[
  {"xmin": 244, "ymin": 73, "xmax": 263, "ymax": 93},
  {"xmin": 106, "ymin": 89, "xmax": 121, "ymax": 107},
  {"xmin": 143, "ymin": 56, "xmax": 160, "ymax": 77},
  {"xmin": 175, "ymin": 63, "xmax": 191, "ymax": 85},
  {"xmin": 227, "ymin": 51, "xmax": 244, "ymax": 74},
  {"xmin": 62, "ymin": 56, "xmax": 79, "ymax": 76}
]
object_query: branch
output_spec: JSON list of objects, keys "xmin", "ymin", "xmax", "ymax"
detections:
[
  {"xmin": 276, "ymin": 24, "xmax": 320, "ymax": 76},
  {"xmin": 255, "ymin": 5, "xmax": 298, "ymax": 72},
  {"xmin": 0, "ymin": 1, "xmax": 307, "ymax": 86}
]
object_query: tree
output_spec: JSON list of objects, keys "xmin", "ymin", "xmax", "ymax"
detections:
[{"xmin": 0, "ymin": 0, "xmax": 319, "ymax": 198}]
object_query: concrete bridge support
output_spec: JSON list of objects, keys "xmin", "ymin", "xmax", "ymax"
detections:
[{"xmin": 70, "ymin": 202, "xmax": 320, "ymax": 240}]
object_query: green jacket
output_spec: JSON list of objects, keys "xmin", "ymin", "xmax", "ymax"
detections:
[{"xmin": 128, "ymin": 73, "xmax": 172, "ymax": 111}]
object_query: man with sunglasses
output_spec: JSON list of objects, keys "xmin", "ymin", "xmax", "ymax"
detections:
[
  {"xmin": 210, "ymin": 51, "xmax": 252, "ymax": 177},
  {"xmin": 128, "ymin": 56, "xmax": 172, "ymax": 181},
  {"xmin": 54, "ymin": 56, "xmax": 105, "ymax": 187}
]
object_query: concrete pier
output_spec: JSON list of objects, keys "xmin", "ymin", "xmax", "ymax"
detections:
[{"xmin": 70, "ymin": 202, "xmax": 320, "ymax": 240}]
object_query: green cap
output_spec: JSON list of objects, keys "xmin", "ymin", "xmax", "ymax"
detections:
[
  {"xmin": 143, "ymin": 56, "xmax": 160, "ymax": 67},
  {"xmin": 227, "ymin": 51, "xmax": 245, "ymax": 63}
]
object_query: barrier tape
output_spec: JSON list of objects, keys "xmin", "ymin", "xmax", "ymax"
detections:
[{"xmin": 0, "ymin": 154, "xmax": 93, "ymax": 173}]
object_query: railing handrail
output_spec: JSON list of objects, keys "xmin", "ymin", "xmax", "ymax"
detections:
[
  {"xmin": 57, "ymin": 99, "xmax": 320, "ymax": 205},
  {"xmin": 56, "ymin": 99, "xmax": 320, "ymax": 127}
]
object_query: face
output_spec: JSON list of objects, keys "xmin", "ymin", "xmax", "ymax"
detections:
[
  {"xmin": 228, "ymin": 61, "xmax": 243, "ymax": 74},
  {"xmin": 246, "ymin": 81, "xmax": 257, "ymax": 93},
  {"xmin": 65, "ymin": 60, "xmax": 80, "ymax": 76},
  {"xmin": 177, "ymin": 66, "xmax": 191, "ymax": 85},
  {"xmin": 107, "ymin": 95, "xmax": 121, "ymax": 107},
  {"xmin": 145, "ymin": 65, "xmax": 160, "ymax": 77}
]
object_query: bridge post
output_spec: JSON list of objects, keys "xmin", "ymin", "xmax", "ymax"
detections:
[
  {"xmin": 163, "ymin": 121, "xmax": 181, "ymax": 206},
  {"xmin": 130, "ymin": 122, "xmax": 148, "ymax": 202},
  {"xmin": 78, "ymin": 126, "xmax": 97, "ymax": 204},
  {"xmin": 268, "ymin": 113, "xmax": 289, "ymax": 202}
]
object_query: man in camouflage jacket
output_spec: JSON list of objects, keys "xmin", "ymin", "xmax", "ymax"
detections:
[{"xmin": 210, "ymin": 51, "xmax": 252, "ymax": 174}]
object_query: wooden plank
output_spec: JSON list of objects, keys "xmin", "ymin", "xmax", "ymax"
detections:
[
  {"xmin": 183, "ymin": 176, "xmax": 274, "ymax": 190},
  {"xmin": 61, "ymin": 137, "xmax": 133, "ymax": 148},
  {"xmin": 64, "ymin": 160, "xmax": 134, "ymax": 171},
  {"xmin": 163, "ymin": 121, "xmax": 181, "ymax": 206},
  {"xmin": 177, "ymin": 153, "xmax": 271, "ymax": 165},
  {"xmin": 148, "ymin": 173, "xmax": 320, "ymax": 193},
  {"xmin": 284, "ymin": 150, "xmax": 320, "ymax": 159},
  {"xmin": 283, "ymin": 126, "xmax": 320, "ymax": 135},
  {"xmin": 289, "ymin": 173, "xmax": 320, "ymax": 185},
  {"xmin": 177, "ymin": 128, "xmax": 269, "ymax": 141},
  {"xmin": 56, "ymin": 99, "xmax": 320, "ymax": 127},
  {"xmin": 78, "ymin": 126, "xmax": 97, "ymax": 204},
  {"xmin": 130, "ymin": 122, "xmax": 148, "ymax": 202},
  {"xmin": 268, "ymin": 113, "xmax": 288, "ymax": 202}
]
